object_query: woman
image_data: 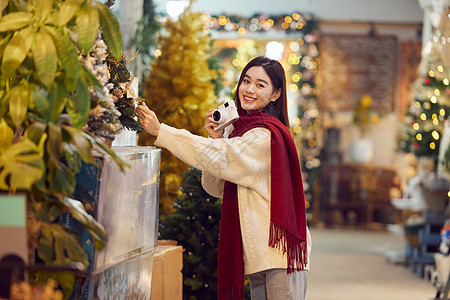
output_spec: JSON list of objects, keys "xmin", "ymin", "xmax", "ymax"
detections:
[{"xmin": 137, "ymin": 56, "xmax": 311, "ymax": 300}]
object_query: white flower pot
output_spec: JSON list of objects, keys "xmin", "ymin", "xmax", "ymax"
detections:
[{"xmin": 350, "ymin": 139, "xmax": 374, "ymax": 163}]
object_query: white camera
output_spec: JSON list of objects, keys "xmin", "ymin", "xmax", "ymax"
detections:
[{"xmin": 212, "ymin": 100, "xmax": 239, "ymax": 131}]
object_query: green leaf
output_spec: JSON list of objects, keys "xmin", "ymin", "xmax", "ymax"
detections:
[
  {"xmin": 0, "ymin": 11, "xmax": 33, "ymax": 32},
  {"xmin": 75, "ymin": 3, "xmax": 99, "ymax": 54},
  {"xmin": 46, "ymin": 26, "xmax": 81, "ymax": 82},
  {"xmin": 47, "ymin": 123, "xmax": 62, "ymax": 165},
  {"xmin": 30, "ymin": 83, "xmax": 50, "ymax": 119},
  {"xmin": 62, "ymin": 126, "xmax": 95, "ymax": 164},
  {"xmin": 9, "ymin": 83, "xmax": 29, "ymax": 128},
  {"xmin": 46, "ymin": 0, "xmax": 83, "ymax": 26},
  {"xmin": 1, "ymin": 26, "xmax": 36, "ymax": 77},
  {"xmin": 0, "ymin": 118, "xmax": 13, "ymax": 152},
  {"xmin": 35, "ymin": 0, "xmax": 53, "ymax": 22},
  {"xmin": 33, "ymin": 28, "xmax": 57, "ymax": 88},
  {"xmin": 0, "ymin": 0, "xmax": 8, "ymax": 16},
  {"xmin": 96, "ymin": 1, "xmax": 122, "ymax": 59},
  {"xmin": 0, "ymin": 34, "xmax": 12, "ymax": 62},
  {"xmin": 66, "ymin": 76, "xmax": 89, "ymax": 128},
  {"xmin": 25, "ymin": 122, "xmax": 47, "ymax": 149},
  {"xmin": 61, "ymin": 197, "xmax": 108, "ymax": 250},
  {"xmin": 49, "ymin": 162, "xmax": 75, "ymax": 197},
  {"xmin": 81, "ymin": 131, "xmax": 130, "ymax": 172},
  {"xmin": 0, "ymin": 137, "xmax": 45, "ymax": 190},
  {"xmin": 38, "ymin": 222, "xmax": 88, "ymax": 268}
]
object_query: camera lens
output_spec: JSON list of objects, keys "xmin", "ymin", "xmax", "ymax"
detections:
[{"xmin": 212, "ymin": 110, "xmax": 221, "ymax": 122}]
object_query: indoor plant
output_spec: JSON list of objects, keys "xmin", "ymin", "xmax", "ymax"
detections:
[{"xmin": 0, "ymin": 0, "xmax": 127, "ymax": 296}]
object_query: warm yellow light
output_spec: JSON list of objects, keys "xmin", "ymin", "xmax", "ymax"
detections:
[
  {"xmin": 267, "ymin": 19, "xmax": 274, "ymax": 26},
  {"xmin": 414, "ymin": 101, "xmax": 421, "ymax": 108},
  {"xmin": 448, "ymin": 190, "xmax": 450, "ymax": 198},
  {"xmin": 154, "ymin": 49, "xmax": 162, "ymax": 57},
  {"xmin": 440, "ymin": 108, "xmax": 446, "ymax": 116},
  {"xmin": 444, "ymin": 78, "xmax": 449, "ymax": 85},
  {"xmin": 281, "ymin": 22, "xmax": 289, "ymax": 29},
  {"xmin": 416, "ymin": 133, "xmax": 422, "ymax": 141},
  {"xmin": 435, "ymin": 89, "xmax": 441, "ymax": 96},
  {"xmin": 420, "ymin": 113, "xmax": 427, "ymax": 120},
  {"xmin": 294, "ymin": 118, "xmax": 301, "ymax": 126},
  {"xmin": 429, "ymin": 70, "xmax": 435, "ymax": 77},
  {"xmin": 294, "ymin": 125, "xmax": 302, "ymax": 134},
  {"xmin": 432, "ymin": 113, "xmax": 438, "ymax": 119},
  {"xmin": 438, "ymin": 65, "xmax": 444, "ymax": 72},
  {"xmin": 426, "ymin": 91, "xmax": 433, "ymax": 98},
  {"xmin": 238, "ymin": 27, "xmax": 246, "ymax": 35},
  {"xmin": 289, "ymin": 84, "xmax": 299, "ymax": 92},
  {"xmin": 218, "ymin": 16, "xmax": 227, "ymax": 25},
  {"xmin": 424, "ymin": 102, "xmax": 431, "ymax": 109},
  {"xmin": 296, "ymin": 22, "xmax": 304, "ymax": 29},
  {"xmin": 292, "ymin": 13, "xmax": 301, "ymax": 20},
  {"xmin": 285, "ymin": 16, "xmax": 293, "ymax": 23},
  {"xmin": 432, "ymin": 130, "xmax": 440, "ymax": 140},
  {"xmin": 430, "ymin": 142, "xmax": 436, "ymax": 149},
  {"xmin": 292, "ymin": 73, "xmax": 301, "ymax": 82},
  {"xmin": 308, "ymin": 139, "xmax": 316, "ymax": 147},
  {"xmin": 232, "ymin": 58, "xmax": 240, "ymax": 67},
  {"xmin": 305, "ymin": 201, "xmax": 310, "ymax": 209},
  {"xmin": 314, "ymin": 119, "xmax": 322, "ymax": 127},
  {"xmin": 413, "ymin": 123, "xmax": 420, "ymax": 130},
  {"xmin": 297, "ymin": 38, "xmax": 304, "ymax": 45},
  {"xmin": 431, "ymin": 96, "xmax": 437, "ymax": 103},
  {"xmin": 433, "ymin": 119, "xmax": 439, "ymax": 125}
]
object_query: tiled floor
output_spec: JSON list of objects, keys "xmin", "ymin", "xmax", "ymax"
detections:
[{"xmin": 306, "ymin": 228, "xmax": 439, "ymax": 300}]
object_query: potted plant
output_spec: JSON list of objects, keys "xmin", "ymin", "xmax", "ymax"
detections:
[
  {"xmin": 0, "ymin": 0, "xmax": 127, "ymax": 296},
  {"xmin": 350, "ymin": 94, "xmax": 381, "ymax": 163}
]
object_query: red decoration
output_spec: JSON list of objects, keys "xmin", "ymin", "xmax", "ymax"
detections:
[
  {"xmin": 413, "ymin": 143, "xmax": 419, "ymax": 150},
  {"xmin": 424, "ymin": 77, "xmax": 431, "ymax": 85}
]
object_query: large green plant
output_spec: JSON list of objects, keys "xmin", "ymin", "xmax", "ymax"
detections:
[{"xmin": 0, "ymin": 0, "xmax": 127, "ymax": 296}]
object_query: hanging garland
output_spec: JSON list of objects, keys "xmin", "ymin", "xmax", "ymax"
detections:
[{"xmin": 206, "ymin": 12, "xmax": 318, "ymax": 35}]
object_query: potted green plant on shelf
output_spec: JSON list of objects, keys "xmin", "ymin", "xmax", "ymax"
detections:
[{"xmin": 0, "ymin": 0, "xmax": 128, "ymax": 297}]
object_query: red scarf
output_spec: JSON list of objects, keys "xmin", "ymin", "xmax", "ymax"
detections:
[{"xmin": 217, "ymin": 111, "xmax": 308, "ymax": 300}]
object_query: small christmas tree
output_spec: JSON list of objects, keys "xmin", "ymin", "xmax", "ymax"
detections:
[
  {"xmin": 399, "ymin": 63, "xmax": 449, "ymax": 164},
  {"xmin": 139, "ymin": 3, "xmax": 217, "ymax": 214},
  {"xmin": 159, "ymin": 168, "xmax": 221, "ymax": 300}
]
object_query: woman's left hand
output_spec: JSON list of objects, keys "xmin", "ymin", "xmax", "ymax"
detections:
[{"xmin": 137, "ymin": 102, "xmax": 160, "ymax": 136}]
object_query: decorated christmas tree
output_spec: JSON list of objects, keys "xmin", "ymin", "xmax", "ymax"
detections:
[
  {"xmin": 399, "ymin": 64, "xmax": 449, "ymax": 163},
  {"xmin": 139, "ymin": 3, "xmax": 217, "ymax": 214},
  {"xmin": 159, "ymin": 168, "xmax": 221, "ymax": 300},
  {"xmin": 399, "ymin": 9, "xmax": 450, "ymax": 168}
]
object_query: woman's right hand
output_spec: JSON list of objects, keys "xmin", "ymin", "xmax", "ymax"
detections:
[{"xmin": 204, "ymin": 109, "xmax": 224, "ymax": 139}]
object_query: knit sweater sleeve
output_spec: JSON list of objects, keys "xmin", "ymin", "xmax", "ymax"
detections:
[
  {"xmin": 201, "ymin": 171, "xmax": 224, "ymax": 198},
  {"xmin": 154, "ymin": 123, "xmax": 271, "ymax": 192}
]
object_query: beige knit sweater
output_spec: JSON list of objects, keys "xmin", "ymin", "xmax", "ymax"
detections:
[{"xmin": 155, "ymin": 123, "xmax": 311, "ymax": 275}]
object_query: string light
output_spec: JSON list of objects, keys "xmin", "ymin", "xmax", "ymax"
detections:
[
  {"xmin": 432, "ymin": 130, "xmax": 440, "ymax": 140},
  {"xmin": 430, "ymin": 142, "xmax": 436, "ymax": 149},
  {"xmin": 413, "ymin": 123, "xmax": 420, "ymax": 130},
  {"xmin": 416, "ymin": 133, "xmax": 423, "ymax": 141}
]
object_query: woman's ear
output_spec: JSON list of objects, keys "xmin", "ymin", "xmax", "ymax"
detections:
[{"xmin": 271, "ymin": 88, "xmax": 281, "ymax": 102}]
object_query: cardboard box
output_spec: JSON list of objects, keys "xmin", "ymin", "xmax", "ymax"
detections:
[{"xmin": 151, "ymin": 244, "xmax": 183, "ymax": 300}]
